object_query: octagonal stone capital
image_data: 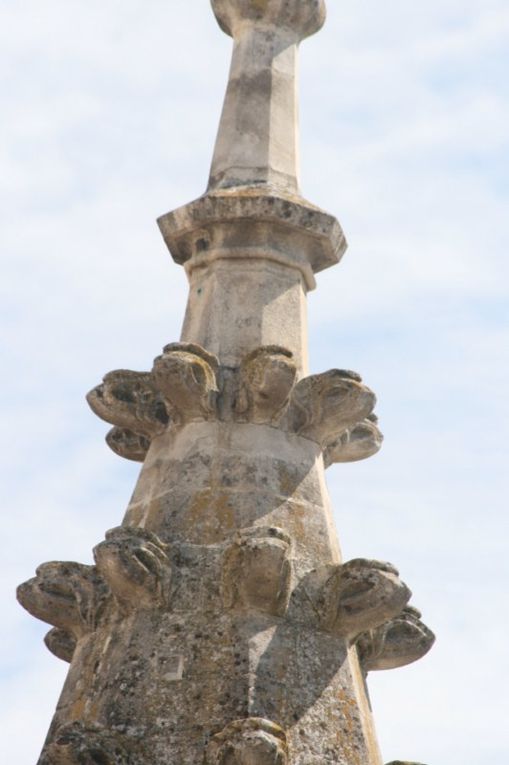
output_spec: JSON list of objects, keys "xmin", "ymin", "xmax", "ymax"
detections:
[{"xmin": 158, "ymin": 190, "xmax": 346, "ymax": 286}]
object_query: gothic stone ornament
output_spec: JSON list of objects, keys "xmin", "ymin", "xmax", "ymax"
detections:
[
  {"xmin": 222, "ymin": 527, "xmax": 292, "ymax": 617},
  {"xmin": 44, "ymin": 628, "xmax": 77, "ymax": 664},
  {"xmin": 285, "ymin": 370, "xmax": 376, "ymax": 446},
  {"xmin": 86, "ymin": 369, "xmax": 169, "ymax": 437},
  {"xmin": 105, "ymin": 426, "xmax": 151, "ymax": 462},
  {"xmin": 40, "ymin": 722, "xmax": 132, "ymax": 765},
  {"xmin": 207, "ymin": 718, "xmax": 288, "ymax": 765},
  {"xmin": 17, "ymin": 562, "xmax": 109, "ymax": 638},
  {"xmin": 324, "ymin": 414, "xmax": 384, "ymax": 467},
  {"xmin": 93, "ymin": 526, "xmax": 172, "ymax": 611},
  {"xmin": 356, "ymin": 606, "xmax": 436, "ymax": 672},
  {"xmin": 152, "ymin": 342, "xmax": 220, "ymax": 423},
  {"xmin": 312, "ymin": 558, "xmax": 411, "ymax": 638},
  {"xmin": 235, "ymin": 346, "xmax": 297, "ymax": 425}
]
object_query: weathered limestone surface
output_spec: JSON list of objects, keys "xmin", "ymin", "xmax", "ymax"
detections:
[{"xmin": 17, "ymin": 1, "xmax": 435, "ymax": 764}]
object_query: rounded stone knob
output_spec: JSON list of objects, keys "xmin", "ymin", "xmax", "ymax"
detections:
[{"xmin": 211, "ymin": 0, "xmax": 326, "ymax": 40}]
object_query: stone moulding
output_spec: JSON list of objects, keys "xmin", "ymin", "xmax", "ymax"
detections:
[
  {"xmin": 93, "ymin": 526, "xmax": 172, "ymax": 611},
  {"xmin": 207, "ymin": 718, "xmax": 288, "ymax": 765},
  {"xmin": 157, "ymin": 190, "xmax": 347, "ymax": 283},
  {"xmin": 222, "ymin": 526, "xmax": 293, "ymax": 617},
  {"xmin": 87, "ymin": 342, "xmax": 383, "ymax": 468},
  {"xmin": 310, "ymin": 558, "xmax": 411, "ymax": 638},
  {"xmin": 355, "ymin": 606, "xmax": 436, "ymax": 672}
]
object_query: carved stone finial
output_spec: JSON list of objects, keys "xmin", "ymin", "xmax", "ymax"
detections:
[
  {"xmin": 93, "ymin": 526, "xmax": 172, "ymax": 611},
  {"xmin": 44, "ymin": 628, "xmax": 77, "ymax": 664},
  {"xmin": 355, "ymin": 606, "xmax": 436, "ymax": 672},
  {"xmin": 313, "ymin": 559, "xmax": 411, "ymax": 638},
  {"xmin": 286, "ymin": 370, "xmax": 376, "ymax": 446},
  {"xmin": 235, "ymin": 346, "xmax": 297, "ymax": 424},
  {"xmin": 41, "ymin": 722, "xmax": 132, "ymax": 765},
  {"xmin": 105, "ymin": 426, "xmax": 151, "ymax": 462},
  {"xmin": 207, "ymin": 718, "xmax": 288, "ymax": 765},
  {"xmin": 324, "ymin": 414, "xmax": 383, "ymax": 467},
  {"xmin": 16, "ymin": 562, "xmax": 109, "ymax": 638},
  {"xmin": 222, "ymin": 527, "xmax": 293, "ymax": 617},
  {"xmin": 86, "ymin": 369, "xmax": 169, "ymax": 436},
  {"xmin": 152, "ymin": 343, "xmax": 219, "ymax": 423}
]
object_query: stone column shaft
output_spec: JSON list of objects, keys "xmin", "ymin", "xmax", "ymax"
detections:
[{"xmin": 209, "ymin": 26, "xmax": 300, "ymax": 192}]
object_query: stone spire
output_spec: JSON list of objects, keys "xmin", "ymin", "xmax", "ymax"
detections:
[{"xmin": 17, "ymin": 2, "xmax": 435, "ymax": 764}]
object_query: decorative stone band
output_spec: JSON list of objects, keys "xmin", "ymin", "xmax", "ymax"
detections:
[
  {"xmin": 207, "ymin": 718, "xmax": 288, "ymax": 765},
  {"xmin": 157, "ymin": 190, "xmax": 346, "ymax": 286},
  {"xmin": 87, "ymin": 342, "xmax": 382, "ymax": 466},
  {"xmin": 354, "ymin": 606, "xmax": 436, "ymax": 672}
]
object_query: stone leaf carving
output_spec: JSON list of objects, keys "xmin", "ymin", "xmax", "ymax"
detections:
[
  {"xmin": 17, "ymin": 561, "xmax": 109, "ymax": 637},
  {"xmin": 106, "ymin": 426, "xmax": 151, "ymax": 462},
  {"xmin": 222, "ymin": 527, "xmax": 292, "ymax": 617},
  {"xmin": 94, "ymin": 526, "xmax": 172, "ymax": 610},
  {"xmin": 235, "ymin": 346, "xmax": 297, "ymax": 425},
  {"xmin": 207, "ymin": 718, "xmax": 288, "ymax": 765},
  {"xmin": 324, "ymin": 414, "xmax": 383, "ymax": 467},
  {"xmin": 313, "ymin": 559, "xmax": 411, "ymax": 638},
  {"xmin": 211, "ymin": 0, "xmax": 326, "ymax": 41},
  {"xmin": 44, "ymin": 627, "xmax": 77, "ymax": 664},
  {"xmin": 152, "ymin": 342, "xmax": 219, "ymax": 423},
  {"xmin": 41, "ymin": 722, "xmax": 131, "ymax": 765},
  {"xmin": 86, "ymin": 369, "xmax": 169, "ymax": 437},
  {"xmin": 286, "ymin": 370, "xmax": 376, "ymax": 446},
  {"xmin": 355, "ymin": 606, "xmax": 436, "ymax": 672}
]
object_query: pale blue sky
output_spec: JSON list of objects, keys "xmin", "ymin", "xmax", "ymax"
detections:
[{"xmin": 1, "ymin": 1, "xmax": 508, "ymax": 763}]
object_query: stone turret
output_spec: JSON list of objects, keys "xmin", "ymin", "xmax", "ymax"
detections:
[{"xmin": 17, "ymin": 2, "xmax": 435, "ymax": 764}]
